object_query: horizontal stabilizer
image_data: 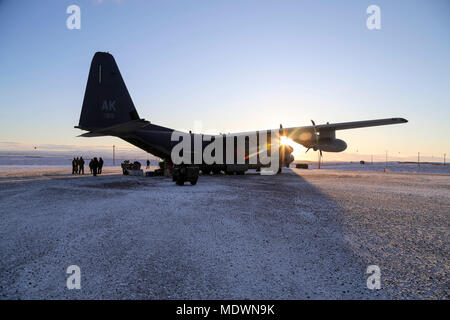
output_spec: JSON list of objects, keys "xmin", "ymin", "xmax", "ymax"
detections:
[{"xmin": 76, "ymin": 119, "xmax": 150, "ymax": 137}]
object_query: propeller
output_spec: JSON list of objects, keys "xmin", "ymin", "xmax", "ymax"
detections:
[
  {"xmin": 279, "ymin": 123, "xmax": 287, "ymax": 137},
  {"xmin": 311, "ymin": 120, "xmax": 319, "ymax": 145},
  {"xmin": 307, "ymin": 120, "xmax": 322, "ymax": 156}
]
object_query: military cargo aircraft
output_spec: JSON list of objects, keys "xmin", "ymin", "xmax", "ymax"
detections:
[{"xmin": 76, "ymin": 52, "xmax": 407, "ymax": 175}]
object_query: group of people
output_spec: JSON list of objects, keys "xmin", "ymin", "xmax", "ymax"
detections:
[{"xmin": 72, "ymin": 157, "xmax": 104, "ymax": 176}]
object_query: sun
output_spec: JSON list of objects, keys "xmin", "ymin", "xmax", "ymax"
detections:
[{"xmin": 280, "ymin": 136, "xmax": 294, "ymax": 147}]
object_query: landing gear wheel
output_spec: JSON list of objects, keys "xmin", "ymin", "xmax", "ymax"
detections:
[
  {"xmin": 173, "ymin": 165, "xmax": 199, "ymax": 186},
  {"xmin": 212, "ymin": 169, "xmax": 221, "ymax": 175},
  {"xmin": 201, "ymin": 169, "xmax": 211, "ymax": 175}
]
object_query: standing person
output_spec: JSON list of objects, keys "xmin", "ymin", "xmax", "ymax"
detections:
[
  {"xmin": 79, "ymin": 157, "xmax": 85, "ymax": 175},
  {"xmin": 89, "ymin": 159, "xmax": 93, "ymax": 173},
  {"xmin": 75, "ymin": 157, "xmax": 79, "ymax": 174},
  {"xmin": 72, "ymin": 158, "xmax": 77, "ymax": 174},
  {"xmin": 92, "ymin": 157, "xmax": 99, "ymax": 176},
  {"xmin": 146, "ymin": 159, "xmax": 150, "ymax": 169},
  {"xmin": 98, "ymin": 157, "xmax": 104, "ymax": 174}
]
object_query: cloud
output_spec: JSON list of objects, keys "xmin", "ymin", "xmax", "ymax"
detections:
[
  {"xmin": 0, "ymin": 140, "xmax": 158, "ymax": 160},
  {"xmin": 0, "ymin": 141, "xmax": 21, "ymax": 147}
]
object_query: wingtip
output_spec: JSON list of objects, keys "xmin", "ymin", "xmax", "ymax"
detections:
[{"xmin": 392, "ymin": 118, "xmax": 408, "ymax": 123}]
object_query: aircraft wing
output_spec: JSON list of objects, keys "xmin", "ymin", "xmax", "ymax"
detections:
[
  {"xmin": 304, "ymin": 117, "xmax": 407, "ymax": 131},
  {"xmin": 283, "ymin": 117, "xmax": 407, "ymax": 137}
]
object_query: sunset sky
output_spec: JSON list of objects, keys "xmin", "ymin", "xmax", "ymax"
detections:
[{"xmin": 0, "ymin": 0, "xmax": 449, "ymax": 162}]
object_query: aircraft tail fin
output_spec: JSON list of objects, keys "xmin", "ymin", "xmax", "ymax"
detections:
[{"xmin": 76, "ymin": 52, "xmax": 141, "ymax": 131}]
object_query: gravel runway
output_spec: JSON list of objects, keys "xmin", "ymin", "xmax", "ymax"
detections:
[{"xmin": 0, "ymin": 167, "xmax": 448, "ymax": 299}]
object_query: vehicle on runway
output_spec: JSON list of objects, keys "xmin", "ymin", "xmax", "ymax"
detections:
[{"xmin": 75, "ymin": 52, "xmax": 407, "ymax": 176}]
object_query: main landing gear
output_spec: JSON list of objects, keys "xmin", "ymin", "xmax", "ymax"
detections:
[{"xmin": 172, "ymin": 165, "xmax": 199, "ymax": 186}]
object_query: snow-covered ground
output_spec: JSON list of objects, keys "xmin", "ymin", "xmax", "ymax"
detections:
[
  {"xmin": 0, "ymin": 155, "xmax": 157, "ymax": 167},
  {"xmin": 0, "ymin": 166, "xmax": 123, "ymax": 181},
  {"xmin": 0, "ymin": 165, "xmax": 448, "ymax": 299},
  {"xmin": 304, "ymin": 162, "xmax": 450, "ymax": 175}
]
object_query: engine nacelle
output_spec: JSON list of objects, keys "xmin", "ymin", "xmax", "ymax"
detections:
[{"xmin": 315, "ymin": 138, "xmax": 347, "ymax": 152}]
